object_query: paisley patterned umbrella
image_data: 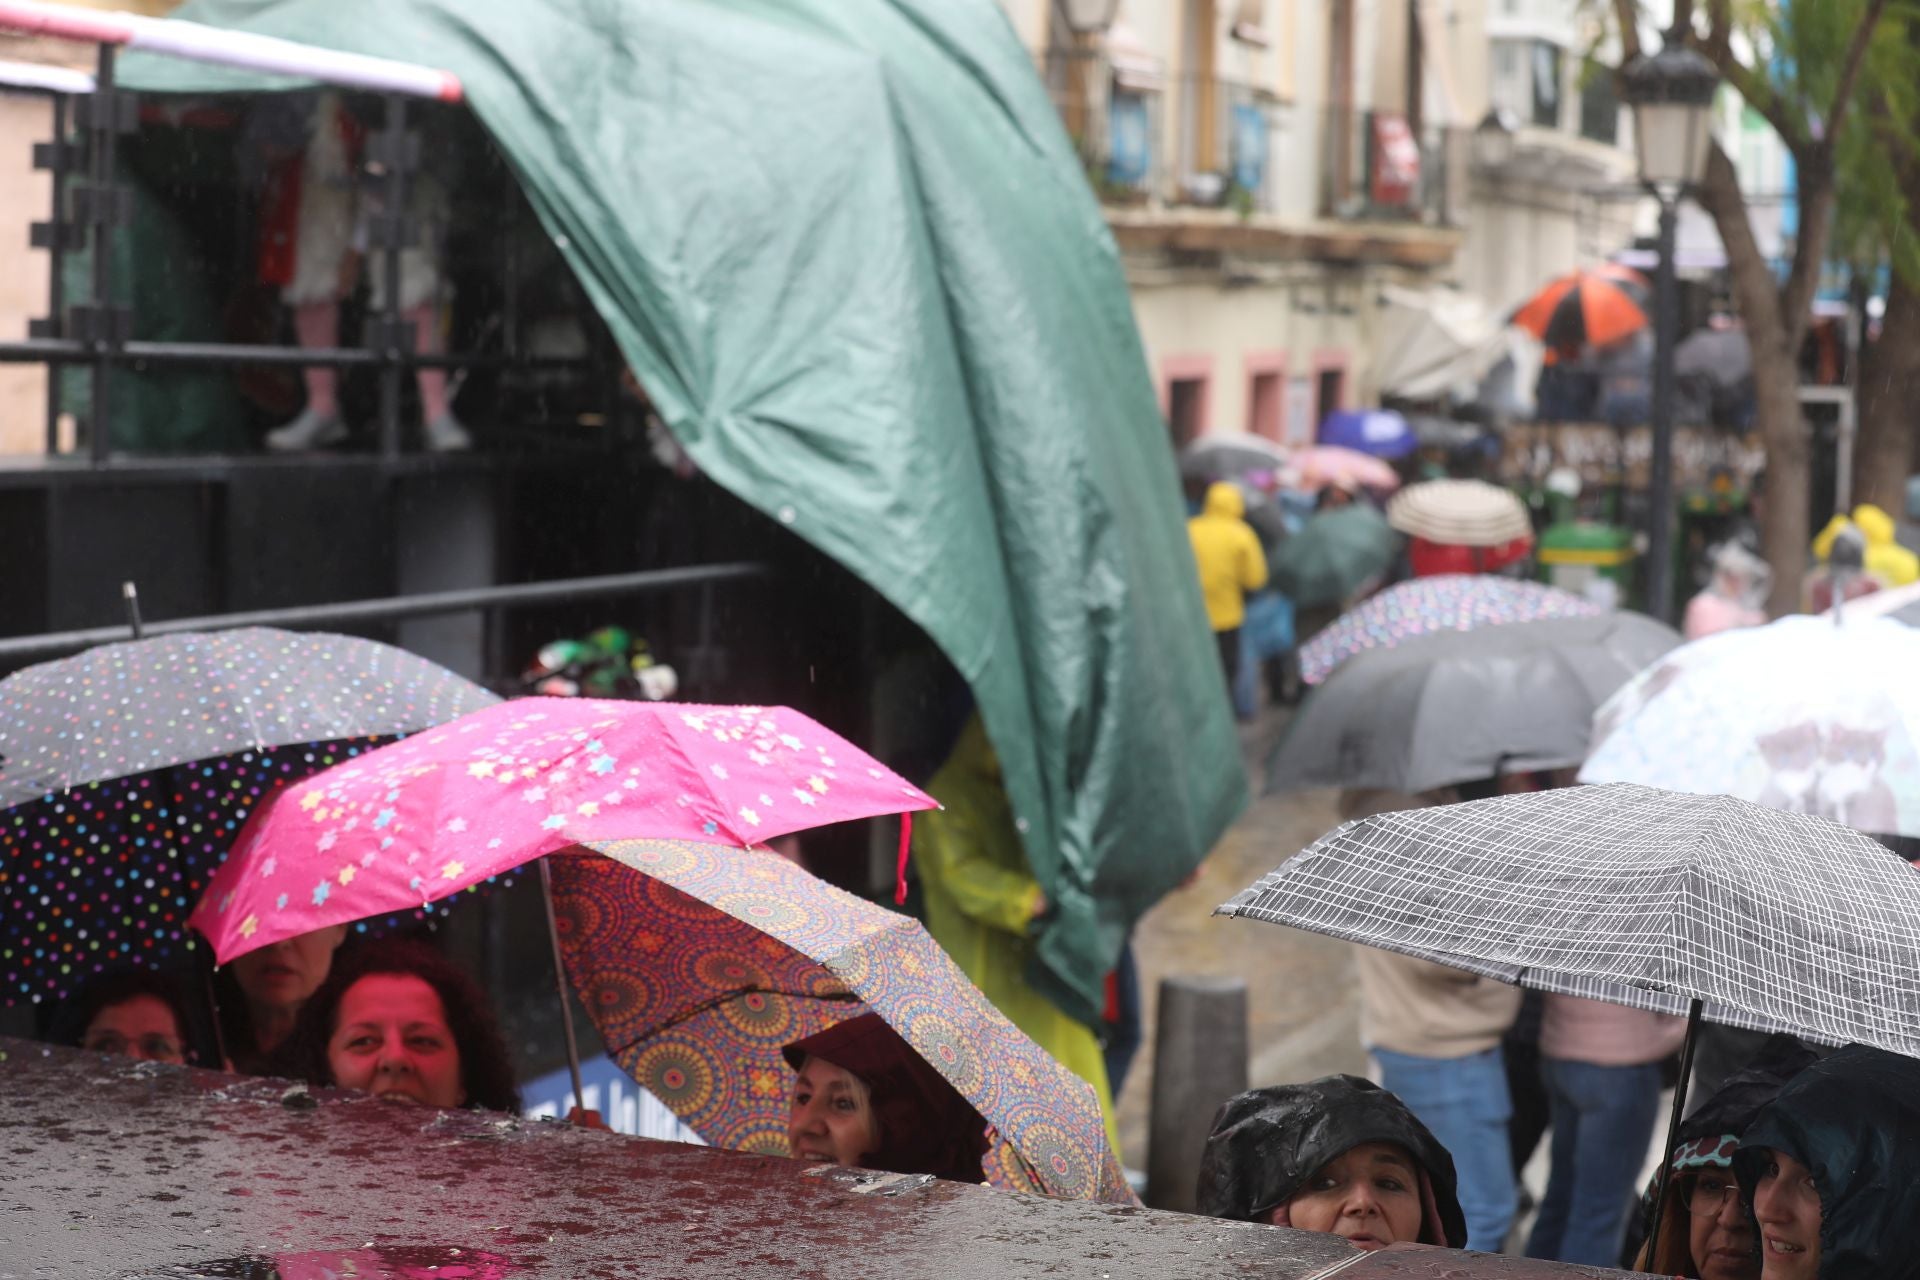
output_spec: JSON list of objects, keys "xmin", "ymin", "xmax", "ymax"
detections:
[
  {"xmin": 1299, "ymin": 575, "xmax": 1602, "ymax": 686},
  {"xmin": 192, "ymin": 697, "xmax": 942, "ymax": 1120},
  {"xmin": 551, "ymin": 837, "xmax": 1133, "ymax": 1203},
  {"xmin": 0, "ymin": 629, "xmax": 497, "ymax": 1005}
]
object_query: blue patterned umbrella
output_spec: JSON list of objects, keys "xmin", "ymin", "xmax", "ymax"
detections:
[{"xmin": 1300, "ymin": 575, "xmax": 1602, "ymax": 685}]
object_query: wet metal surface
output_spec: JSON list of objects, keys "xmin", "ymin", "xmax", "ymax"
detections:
[
  {"xmin": 1329, "ymin": 1244, "xmax": 1651, "ymax": 1278},
  {"xmin": 0, "ymin": 1039, "xmax": 1361, "ymax": 1279}
]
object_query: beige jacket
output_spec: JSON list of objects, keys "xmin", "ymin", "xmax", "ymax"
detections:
[{"xmin": 1341, "ymin": 788, "xmax": 1522, "ymax": 1059}]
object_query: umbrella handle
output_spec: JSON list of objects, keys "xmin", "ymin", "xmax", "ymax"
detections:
[
  {"xmin": 538, "ymin": 856, "xmax": 587, "ymax": 1118},
  {"xmin": 894, "ymin": 812, "xmax": 914, "ymax": 906},
  {"xmin": 122, "ymin": 580, "xmax": 143, "ymax": 639},
  {"xmin": 1644, "ymin": 997, "xmax": 1704, "ymax": 1264}
]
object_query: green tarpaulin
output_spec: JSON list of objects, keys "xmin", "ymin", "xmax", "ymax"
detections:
[{"xmin": 124, "ymin": 0, "xmax": 1245, "ymax": 1023}]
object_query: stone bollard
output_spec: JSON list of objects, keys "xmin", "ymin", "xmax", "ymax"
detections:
[{"xmin": 1145, "ymin": 974, "xmax": 1248, "ymax": 1213}]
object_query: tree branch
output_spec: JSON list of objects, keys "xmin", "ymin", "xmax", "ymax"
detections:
[
  {"xmin": 1778, "ymin": 0, "xmax": 1891, "ymax": 334},
  {"xmin": 1697, "ymin": 0, "xmax": 1808, "ymax": 153},
  {"xmin": 1780, "ymin": 166, "xmax": 1842, "ymax": 351},
  {"xmin": 1612, "ymin": 0, "xmax": 1643, "ymax": 61},
  {"xmin": 1823, "ymin": 0, "xmax": 1891, "ymax": 153}
]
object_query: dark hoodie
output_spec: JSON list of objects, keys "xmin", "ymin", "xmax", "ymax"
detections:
[
  {"xmin": 1733, "ymin": 1044, "xmax": 1920, "ymax": 1280},
  {"xmin": 1629, "ymin": 1034, "xmax": 1819, "ymax": 1274},
  {"xmin": 783, "ymin": 1012, "xmax": 989, "ymax": 1185},
  {"xmin": 1195, "ymin": 1075, "xmax": 1468, "ymax": 1248}
]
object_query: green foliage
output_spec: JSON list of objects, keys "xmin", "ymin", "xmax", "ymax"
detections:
[{"xmin": 1832, "ymin": 6, "xmax": 1920, "ymax": 286}]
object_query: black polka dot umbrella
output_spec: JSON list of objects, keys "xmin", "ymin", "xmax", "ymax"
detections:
[{"xmin": 0, "ymin": 628, "xmax": 499, "ymax": 1006}]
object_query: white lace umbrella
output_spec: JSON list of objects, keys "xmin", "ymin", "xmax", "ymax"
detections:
[
  {"xmin": 1581, "ymin": 614, "xmax": 1920, "ymax": 837},
  {"xmin": 1386, "ymin": 478, "xmax": 1532, "ymax": 546}
]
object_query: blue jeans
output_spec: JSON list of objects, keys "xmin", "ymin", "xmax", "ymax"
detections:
[
  {"xmin": 1373, "ymin": 1046, "xmax": 1516, "ymax": 1252},
  {"xmin": 1525, "ymin": 1058, "xmax": 1663, "ymax": 1266}
]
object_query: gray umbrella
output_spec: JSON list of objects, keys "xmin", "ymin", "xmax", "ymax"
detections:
[
  {"xmin": 0, "ymin": 629, "xmax": 499, "ymax": 1005},
  {"xmin": 0, "ymin": 628, "xmax": 499, "ymax": 806},
  {"xmin": 1266, "ymin": 611, "xmax": 1680, "ymax": 795},
  {"xmin": 1180, "ymin": 433, "xmax": 1290, "ymax": 482},
  {"xmin": 1218, "ymin": 781, "xmax": 1920, "ymax": 1253},
  {"xmin": 1674, "ymin": 328, "xmax": 1752, "ymax": 388}
]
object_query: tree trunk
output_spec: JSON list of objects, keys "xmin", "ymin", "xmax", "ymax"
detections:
[
  {"xmin": 1698, "ymin": 146, "xmax": 1820, "ymax": 616},
  {"xmin": 1750, "ymin": 330, "xmax": 1812, "ymax": 615},
  {"xmin": 1855, "ymin": 271, "xmax": 1920, "ymax": 514}
]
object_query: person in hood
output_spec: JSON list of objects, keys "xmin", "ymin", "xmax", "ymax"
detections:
[
  {"xmin": 783, "ymin": 1012, "xmax": 988, "ymax": 1185},
  {"xmin": 1812, "ymin": 504, "xmax": 1919, "ymax": 588},
  {"xmin": 1684, "ymin": 541, "xmax": 1771, "ymax": 640},
  {"xmin": 1628, "ymin": 1035, "xmax": 1818, "ymax": 1279},
  {"xmin": 1734, "ymin": 1043, "xmax": 1920, "ymax": 1280},
  {"xmin": 1196, "ymin": 1075, "xmax": 1468, "ymax": 1252},
  {"xmin": 1187, "ymin": 481, "xmax": 1270, "ymax": 697},
  {"xmin": 912, "ymin": 714, "xmax": 1119, "ymax": 1147}
]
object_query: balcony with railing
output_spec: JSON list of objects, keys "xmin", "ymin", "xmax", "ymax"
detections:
[
  {"xmin": 1321, "ymin": 109, "xmax": 1457, "ymax": 226},
  {"xmin": 1041, "ymin": 48, "xmax": 1283, "ymax": 216}
]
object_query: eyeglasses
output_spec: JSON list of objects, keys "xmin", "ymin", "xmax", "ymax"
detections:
[
  {"xmin": 1683, "ymin": 1173, "xmax": 1745, "ymax": 1217},
  {"xmin": 83, "ymin": 1031, "xmax": 186, "ymax": 1062}
]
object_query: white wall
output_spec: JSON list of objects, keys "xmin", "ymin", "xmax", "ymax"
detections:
[
  {"xmin": 1130, "ymin": 271, "xmax": 1387, "ymax": 435},
  {"xmin": 0, "ymin": 93, "xmax": 52, "ymax": 456}
]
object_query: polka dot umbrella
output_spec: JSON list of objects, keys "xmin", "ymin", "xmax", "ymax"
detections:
[
  {"xmin": 0, "ymin": 628, "xmax": 499, "ymax": 1006},
  {"xmin": 191, "ymin": 698, "xmax": 945, "ymax": 1128},
  {"xmin": 1298, "ymin": 574, "xmax": 1602, "ymax": 686}
]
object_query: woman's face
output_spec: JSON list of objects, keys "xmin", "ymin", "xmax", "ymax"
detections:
[
  {"xmin": 1685, "ymin": 1170, "xmax": 1760, "ymax": 1280},
  {"xmin": 82, "ymin": 995, "xmax": 187, "ymax": 1065},
  {"xmin": 325, "ymin": 973, "xmax": 466, "ymax": 1109},
  {"xmin": 1272, "ymin": 1141, "xmax": 1424, "ymax": 1251},
  {"xmin": 231, "ymin": 924, "xmax": 347, "ymax": 1013},
  {"xmin": 1752, "ymin": 1149, "xmax": 1821, "ymax": 1280},
  {"xmin": 787, "ymin": 1055, "xmax": 879, "ymax": 1167}
]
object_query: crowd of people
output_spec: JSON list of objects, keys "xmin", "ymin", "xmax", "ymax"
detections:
[
  {"xmin": 30, "ymin": 461, "xmax": 1920, "ymax": 1274},
  {"xmin": 51, "ymin": 932, "xmax": 994, "ymax": 1184},
  {"xmin": 54, "ymin": 899, "xmax": 1920, "ymax": 1279}
]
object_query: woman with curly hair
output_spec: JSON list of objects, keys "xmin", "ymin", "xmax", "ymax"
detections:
[{"xmin": 286, "ymin": 938, "xmax": 520, "ymax": 1113}]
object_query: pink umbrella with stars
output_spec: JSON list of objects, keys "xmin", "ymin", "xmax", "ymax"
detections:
[{"xmin": 190, "ymin": 698, "xmax": 938, "ymax": 1104}]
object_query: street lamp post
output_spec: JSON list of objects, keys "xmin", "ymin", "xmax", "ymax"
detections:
[
  {"xmin": 1471, "ymin": 107, "xmax": 1518, "ymax": 174},
  {"xmin": 1057, "ymin": 0, "xmax": 1121, "ymax": 34},
  {"xmin": 1623, "ymin": 35, "xmax": 1718, "ymax": 625}
]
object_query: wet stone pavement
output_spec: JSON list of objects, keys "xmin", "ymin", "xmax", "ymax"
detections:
[{"xmin": 1115, "ymin": 705, "xmax": 1368, "ymax": 1168}]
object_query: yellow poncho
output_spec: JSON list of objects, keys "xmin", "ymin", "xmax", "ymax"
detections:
[{"xmin": 915, "ymin": 715, "xmax": 1121, "ymax": 1150}]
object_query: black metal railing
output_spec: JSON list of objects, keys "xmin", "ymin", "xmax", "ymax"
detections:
[
  {"xmin": 0, "ymin": 561, "xmax": 767, "ymax": 663},
  {"xmin": 3, "ymin": 66, "xmax": 601, "ymax": 465}
]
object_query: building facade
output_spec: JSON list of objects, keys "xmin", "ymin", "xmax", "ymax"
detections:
[{"xmin": 1002, "ymin": 0, "xmax": 1644, "ymax": 444}]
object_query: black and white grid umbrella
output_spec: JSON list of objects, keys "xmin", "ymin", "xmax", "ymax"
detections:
[
  {"xmin": 1221, "ymin": 782, "xmax": 1920, "ymax": 1050},
  {"xmin": 1218, "ymin": 782, "xmax": 1920, "ymax": 1252}
]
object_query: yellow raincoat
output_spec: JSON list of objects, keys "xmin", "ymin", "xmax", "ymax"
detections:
[
  {"xmin": 1812, "ymin": 504, "xmax": 1920, "ymax": 585},
  {"xmin": 1187, "ymin": 482, "xmax": 1269, "ymax": 631},
  {"xmin": 914, "ymin": 715, "xmax": 1121, "ymax": 1149}
]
